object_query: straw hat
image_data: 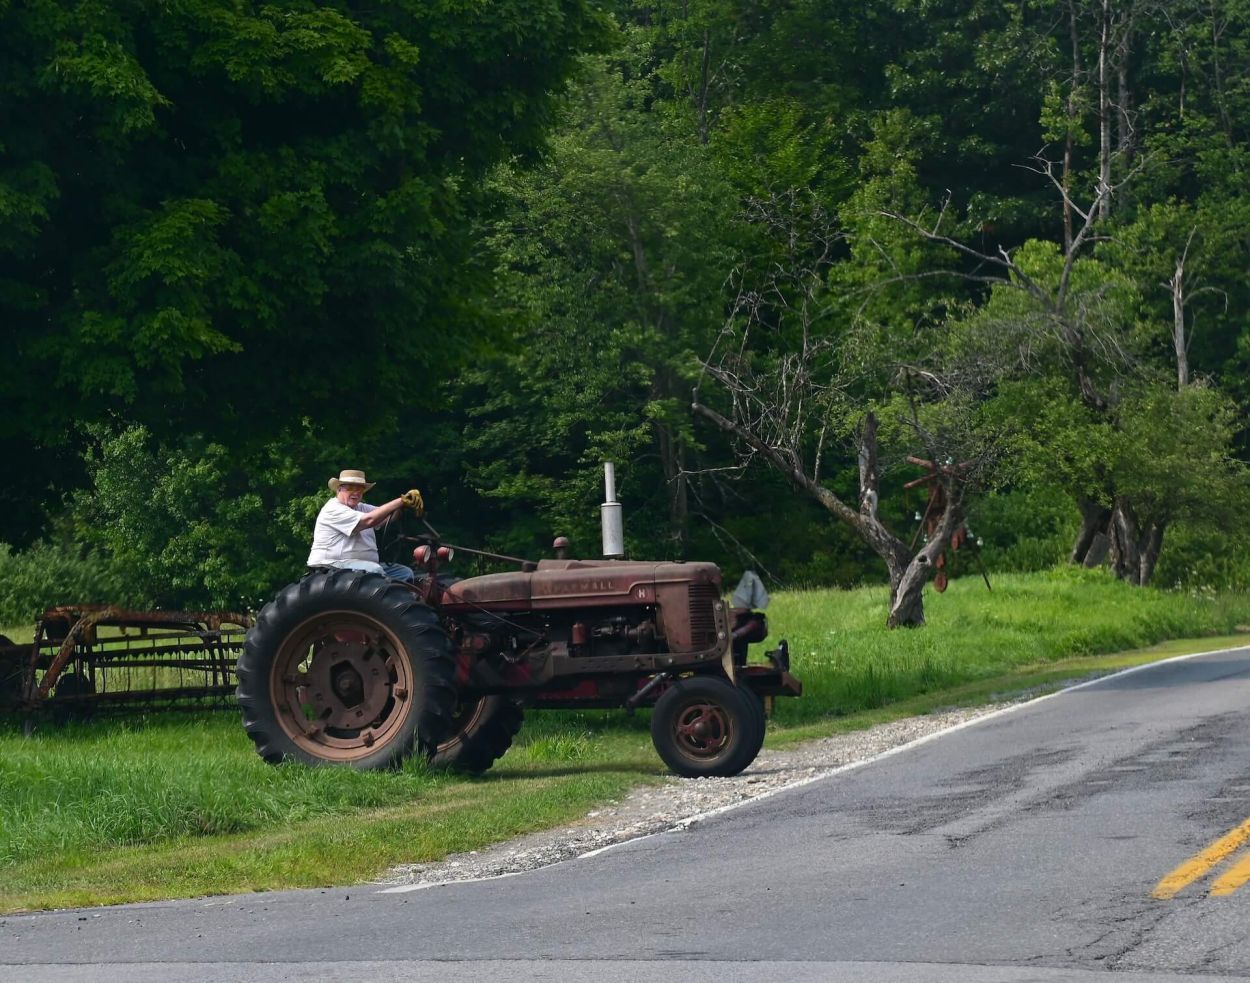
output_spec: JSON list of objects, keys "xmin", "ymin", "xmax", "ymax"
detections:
[{"xmin": 328, "ymin": 469, "xmax": 376, "ymax": 492}]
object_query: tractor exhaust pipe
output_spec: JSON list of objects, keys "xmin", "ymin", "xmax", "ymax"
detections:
[{"xmin": 601, "ymin": 462, "xmax": 625, "ymax": 559}]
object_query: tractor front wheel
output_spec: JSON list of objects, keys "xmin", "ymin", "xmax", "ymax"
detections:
[{"xmin": 650, "ymin": 675, "xmax": 764, "ymax": 778}]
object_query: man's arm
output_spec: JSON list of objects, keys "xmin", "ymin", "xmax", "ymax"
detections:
[
  {"xmin": 354, "ymin": 497, "xmax": 405, "ymax": 531},
  {"xmin": 352, "ymin": 489, "xmax": 423, "ymax": 532}
]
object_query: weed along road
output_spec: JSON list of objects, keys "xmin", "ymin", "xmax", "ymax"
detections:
[{"xmin": 5, "ymin": 647, "xmax": 1250, "ymax": 983}]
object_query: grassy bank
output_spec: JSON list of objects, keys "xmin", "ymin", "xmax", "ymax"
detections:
[
  {"xmin": 767, "ymin": 567, "xmax": 1250, "ymax": 729},
  {"xmin": 1, "ymin": 567, "xmax": 1248, "ymax": 911}
]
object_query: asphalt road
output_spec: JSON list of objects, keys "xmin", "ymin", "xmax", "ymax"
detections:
[{"xmin": 5, "ymin": 647, "xmax": 1250, "ymax": 983}]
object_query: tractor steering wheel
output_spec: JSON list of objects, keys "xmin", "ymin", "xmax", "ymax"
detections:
[{"xmin": 375, "ymin": 506, "xmax": 428, "ymax": 565}]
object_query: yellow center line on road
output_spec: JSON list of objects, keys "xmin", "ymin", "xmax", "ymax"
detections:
[
  {"xmin": 1152, "ymin": 817, "xmax": 1250, "ymax": 900},
  {"xmin": 1210, "ymin": 849, "xmax": 1250, "ymax": 896}
]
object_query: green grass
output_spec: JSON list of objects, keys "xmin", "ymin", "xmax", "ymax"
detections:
[
  {"xmin": 766, "ymin": 566, "xmax": 1250, "ymax": 728},
  {"xmin": 0, "ymin": 710, "xmax": 662, "ymax": 911},
  {"xmin": 0, "ymin": 623, "xmax": 33, "ymax": 644},
  {"xmin": 1, "ymin": 566, "xmax": 1248, "ymax": 912}
]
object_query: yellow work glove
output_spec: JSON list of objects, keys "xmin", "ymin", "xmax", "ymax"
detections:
[{"xmin": 400, "ymin": 489, "xmax": 425, "ymax": 515}]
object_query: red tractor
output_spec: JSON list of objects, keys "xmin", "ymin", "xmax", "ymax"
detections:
[{"xmin": 236, "ymin": 469, "xmax": 800, "ymax": 778}]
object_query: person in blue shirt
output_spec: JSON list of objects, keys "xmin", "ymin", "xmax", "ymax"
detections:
[{"xmin": 729, "ymin": 570, "xmax": 769, "ymax": 667}]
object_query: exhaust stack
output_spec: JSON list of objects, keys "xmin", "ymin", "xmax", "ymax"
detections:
[{"xmin": 600, "ymin": 462, "xmax": 625, "ymax": 559}]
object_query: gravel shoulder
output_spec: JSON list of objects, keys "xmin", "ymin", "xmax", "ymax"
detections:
[{"xmin": 378, "ymin": 702, "xmax": 1014, "ymax": 890}]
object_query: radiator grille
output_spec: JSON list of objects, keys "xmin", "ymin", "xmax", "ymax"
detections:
[{"xmin": 687, "ymin": 583, "xmax": 718, "ymax": 647}]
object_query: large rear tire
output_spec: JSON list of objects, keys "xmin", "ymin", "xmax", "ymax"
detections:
[
  {"xmin": 431, "ymin": 695, "xmax": 524, "ymax": 775},
  {"xmin": 650, "ymin": 675, "xmax": 764, "ymax": 778},
  {"xmin": 237, "ymin": 570, "xmax": 456, "ymax": 770}
]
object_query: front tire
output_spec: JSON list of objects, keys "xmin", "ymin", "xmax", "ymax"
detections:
[
  {"xmin": 237, "ymin": 570, "xmax": 456, "ymax": 770},
  {"xmin": 739, "ymin": 684, "xmax": 767, "ymax": 763},
  {"xmin": 651, "ymin": 675, "xmax": 764, "ymax": 778}
]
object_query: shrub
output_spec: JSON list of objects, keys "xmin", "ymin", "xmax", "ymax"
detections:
[
  {"xmin": 70, "ymin": 426, "xmax": 323, "ymax": 611},
  {"xmin": 0, "ymin": 541, "xmax": 133, "ymax": 626},
  {"xmin": 1153, "ymin": 523, "xmax": 1250, "ymax": 592},
  {"xmin": 970, "ymin": 485, "xmax": 1076, "ymax": 573}
]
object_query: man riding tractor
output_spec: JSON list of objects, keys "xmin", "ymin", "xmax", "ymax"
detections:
[{"xmin": 307, "ymin": 469, "xmax": 424, "ymax": 581}]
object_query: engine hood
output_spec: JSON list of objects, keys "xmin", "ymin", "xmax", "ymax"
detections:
[{"xmin": 447, "ymin": 560, "xmax": 721, "ymax": 610}]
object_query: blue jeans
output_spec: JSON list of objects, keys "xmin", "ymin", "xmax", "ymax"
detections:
[{"xmin": 324, "ymin": 559, "xmax": 415, "ymax": 583}]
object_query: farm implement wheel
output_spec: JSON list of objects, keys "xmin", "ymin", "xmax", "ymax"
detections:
[
  {"xmin": 0, "ymin": 635, "xmax": 24, "ymax": 710},
  {"xmin": 650, "ymin": 675, "xmax": 764, "ymax": 778},
  {"xmin": 431, "ymin": 695, "xmax": 524, "ymax": 775},
  {"xmin": 237, "ymin": 571, "xmax": 455, "ymax": 770}
]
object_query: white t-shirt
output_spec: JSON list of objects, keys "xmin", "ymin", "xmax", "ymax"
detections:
[{"xmin": 307, "ymin": 499, "xmax": 379, "ymax": 566}]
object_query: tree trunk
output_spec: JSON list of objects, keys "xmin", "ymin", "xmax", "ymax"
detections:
[
  {"xmin": 1139, "ymin": 521, "xmax": 1165, "ymax": 585},
  {"xmin": 1070, "ymin": 498, "xmax": 1112, "ymax": 564},
  {"xmin": 1106, "ymin": 498, "xmax": 1167, "ymax": 587},
  {"xmin": 1098, "ymin": 0, "xmax": 1113, "ymax": 219},
  {"xmin": 1170, "ymin": 237, "xmax": 1193, "ymax": 389},
  {"xmin": 655, "ymin": 421, "xmax": 689, "ymax": 555},
  {"xmin": 1062, "ymin": 129, "xmax": 1075, "ymax": 254},
  {"xmin": 1116, "ymin": 28, "xmax": 1135, "ymax": 163},
  {"xmin": 858, "ymin": 413, "xmax": 880, "ymax": 517},
  {"xmin": 888, "ymin": 562, "xmax": 928, "ymax": 628},
  {"xmin": 888, "ymin": 546, "xmax": 932, "ymax": 628},
  {"xmin": 887, "ymin": 497, "xmax": 965, "ymax": 627},
  {"xmin": 694, "ymin": 28, "xmax": 712, "ymax": 145},
  {"xmin": 1063, "ymin": 0, "xmax": 1083, "ymax": 254},
  {"xmin": 1108, "ymin": 499, "xmax": 1143, "ymax": 585},
  {"xmin": 857, "ymin": 508, "xmax": 925, "ymax": 629}
]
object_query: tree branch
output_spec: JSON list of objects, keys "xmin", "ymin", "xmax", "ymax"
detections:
[{"xmin": 691, "ymin": 399, "xmax": 861, "ymax": 528}]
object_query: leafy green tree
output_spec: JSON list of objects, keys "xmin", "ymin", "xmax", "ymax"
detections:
[
  {"xmin": 70, "ymin": 425, "xmax": 331, "ymax": 609},
  {"xmin": 458, "ymin": 43, "xmax": 743, "ymax": 558},
  {"xmin": 0, "ymin": 0, "xmax": 608, "ymax": 544},
  {"xmin": 951, "ymin": 230, "xmax": 1248, "ymax": 585}
]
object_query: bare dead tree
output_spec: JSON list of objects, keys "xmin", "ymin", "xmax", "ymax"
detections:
[
  {"xmin": 1055, "ymin": 1, "xmax": 1192, "ymax": 229},
  {"xmin": 884, "ymin": 151, "xmax": 1147, "ymax": 414},
  {"xmin": 1164, "ymin": 225, "xmax": 1228, "ymax": 391},
  {"xmin": 691, "ymin": 190, "xmax": 996, "ymax": 628}
]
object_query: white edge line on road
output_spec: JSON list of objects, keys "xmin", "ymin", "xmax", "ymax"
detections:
[
  {"xmin": 578, "ymin": 642, "xmax": 1249, "ymax": 854},
  {"xmin": 378, "ymin": 642, "xmax": 1247, "ymax": 890}
]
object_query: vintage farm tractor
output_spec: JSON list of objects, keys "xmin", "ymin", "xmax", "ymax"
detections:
[{"xmin": 236, "ymin": 466, "xmax": 801, "ymax": 778}]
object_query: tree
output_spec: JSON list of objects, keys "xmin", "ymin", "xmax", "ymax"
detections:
[
  {"xmin": 0, "ymin": 0, "xmax": 608, "ymax": 543},
  {"xmin": 458, "ymin": 43, "xmax": 743, "ymax": 558},
  {"xmin": 905, "ymin": 187, "xmax": 1249, "ymax": 585},
  {"xmin": 692, "ymin": 183, "xmax": 999, "ymax": 627},
  {"xmin": 70, "ymin": 425, "xmax": 325, "ymax": 609}
]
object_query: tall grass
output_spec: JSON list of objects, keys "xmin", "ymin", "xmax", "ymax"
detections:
[
  {"xmin": 0, "ymin": 715, "xmax": 435, "ymax": 868},
  {"xmin": 767, "ymin": 566, "xmax": 1250, "ymax": 725},
  {"xmin": 1, "ymin": 565, "xmax": 1247, "ymax": 908}
]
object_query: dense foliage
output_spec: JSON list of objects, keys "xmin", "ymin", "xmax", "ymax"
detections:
[
  {"xmin": 4, "ymin": 0, "xmax": 1249, "ymax": 621},
  {"xmin": 1, "ymin": 0, "xmax": 607, "ymax": 542}
]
